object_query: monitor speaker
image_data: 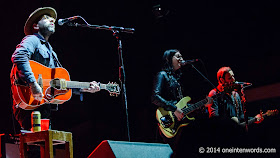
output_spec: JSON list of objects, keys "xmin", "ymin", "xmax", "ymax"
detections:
[{"xmin": 88, "ymin": 140, "xmax": 173, "ymax": 158}]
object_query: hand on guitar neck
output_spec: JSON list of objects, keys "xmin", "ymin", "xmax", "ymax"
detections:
[
  {"xmin": 254, "ymin": 111, "xmax": 264, "ymax": 124},
  {"xmin": 80, "ymin": 81, "xmax": 100, "ymax": 93}
]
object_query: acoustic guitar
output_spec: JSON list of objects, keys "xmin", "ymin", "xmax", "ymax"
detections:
[{"xmin": 10, "ymin": 60, "xmax": 120, "ymax": 110}]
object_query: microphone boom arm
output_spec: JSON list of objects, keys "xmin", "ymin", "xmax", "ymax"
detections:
[
  {"xmin": 67, "ymin": 23, "xmax": 135, "ymax": 34},
  {"xmin": 59, "ymin": 15, "xmax": 135, "ymax": 33}
]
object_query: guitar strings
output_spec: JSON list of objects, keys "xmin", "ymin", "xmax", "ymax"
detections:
[{"xmin": 181, "ymin": 99, "xmax": 208, "ymax": 114}]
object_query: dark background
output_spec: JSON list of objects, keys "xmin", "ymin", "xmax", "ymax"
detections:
[{"xmin": 1, "ymin": 0, "xmax": 280, "ymax": 157}]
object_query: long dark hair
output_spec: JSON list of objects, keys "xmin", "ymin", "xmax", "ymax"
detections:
[{"xmin": 162, "ymin": 49, "xmax": 182, "ymax": 78}]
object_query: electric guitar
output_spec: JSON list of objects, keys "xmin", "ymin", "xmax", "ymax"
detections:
[
  {"xmin": 156, "ymin": 93, "xmax": 220, "ymax": 138},
  {"xmin": 231, "ymin": 109, "xmax": 279, "ymax": 127},
  {"xmin": 10, "ymin": 60, "xmax": 120, "ymax": 110}
]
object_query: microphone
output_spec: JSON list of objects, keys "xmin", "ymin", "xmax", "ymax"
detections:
[
  {"xmin": 180, "ymin": 59, "xmax": 199, "ymax": 66},
  {"xmin": 58, "ymin": 16, "xmax": 79, "ymax": 26},
  {"xmin": 234, "ymin": 81, "xmax": 252, "ymax": 86}
]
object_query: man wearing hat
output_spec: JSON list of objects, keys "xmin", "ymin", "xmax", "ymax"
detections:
[{"xmin": 11, "ymin": 7, "xmax": 100, "ymax": 132}]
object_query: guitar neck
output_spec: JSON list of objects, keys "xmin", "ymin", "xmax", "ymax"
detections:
[
  {"xmin": 66, "ymin": 81, "xmax": 107, "ymax": 90},
  {"xmin": 239, "ymin": 114, "xmax": 268, "ymax": 127},
  {"xmin": 50, "ymin": 79, "xmax": 120, "ymax": 96},
  {"xmin": 181, "ymin": 92, "xmax": 222, "ymax": 115},
  {"xmin": 182, "ymin": 98, "xmax": 208, "ymax": 114}
]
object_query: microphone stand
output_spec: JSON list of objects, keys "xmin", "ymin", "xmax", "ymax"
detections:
[
  {"xmin": 189, "ymin": 63, "xmax": 217, "ymax": 91},
  {"xmin": 67, "ymin": 22, "xmax": 134, "ymax": 141},
  {"xmin": 114, "ymin": 30, "xmax": 131, "ymax": 142},
  {"xmin": 240, "ymin": 85, "xmax": 249, "ymax": 132}
]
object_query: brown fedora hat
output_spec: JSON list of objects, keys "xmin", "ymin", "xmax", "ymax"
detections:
[{"xmin": 24, "ymin": 7, "xmax": 57, "ymax": 35}]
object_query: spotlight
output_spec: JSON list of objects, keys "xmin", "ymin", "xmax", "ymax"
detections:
[{"xmin": 152, "ymin": 4, "xmax": 169, "ymax": 19}]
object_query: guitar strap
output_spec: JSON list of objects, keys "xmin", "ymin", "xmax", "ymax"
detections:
[
  {"xmin": 232, "ymin": 91, "xmax": 240, "ymax": 118},
  {"xmin": 40, "ymin": 42, "xmax": 61, "ymax": 110},
  {"xmin": 165, "ymin": 72, "xmax": 183, "ymax": 100},
  {"xmin": 177, "ymin": 81, "xmax": 183, "ymax": 100},
  {"xmin": 51, "ymin": 52, "xmax": 63, "ymax": 67},
  {"xmin": 45, "ymin": 42, "xmax": 63, "ymax": 67}
]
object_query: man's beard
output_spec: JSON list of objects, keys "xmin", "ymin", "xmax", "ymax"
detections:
[
  {"xmin": 223, "ymin": 83, "xmax": 241, "ymax": 93},
  {"xmin": 39, "ymin": 25, "xmax": 55, "ymax": 37}
]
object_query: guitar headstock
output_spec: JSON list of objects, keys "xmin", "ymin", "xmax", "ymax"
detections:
[
  {"xmin": 105, "ymin": 82, "xmax": 120, "ymax": 97},
  {"xmin": 265, "ymin": 109, "xmax": 279, "ymax": 116}
]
